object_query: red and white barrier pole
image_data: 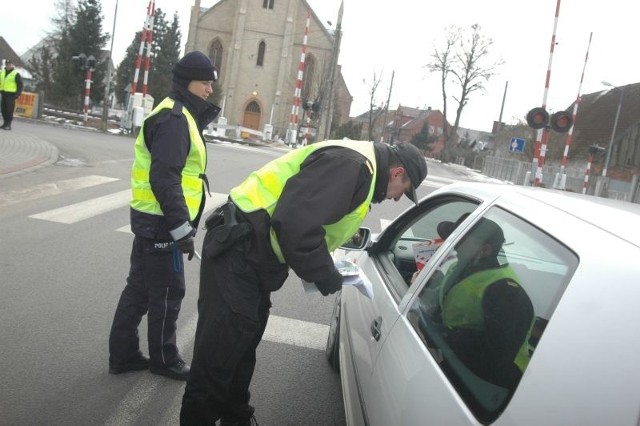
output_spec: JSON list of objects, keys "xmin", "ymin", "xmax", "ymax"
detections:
[
  {"xmin": 557, "ymin": 32, "xmax": 593, "ymax": 189},
  {"xmin": 287, "ymin": 10, "xmax": 310, "ymax": 146},
  {"xmin": 533, "ymin": 0, "xmax": 562, "ymax": 186},
  {"xmin": 131, "ymin": 1, "xmax": 155, "ymax": 96},
  {"xmin": 141, "ymin": 1, "xmax": 155, "ymax": 98},
  {"xmin": 583, "ymin": 154, "xmax": 593, "ymax": 194},
  {"xmin": 83, "ymin": 67, "xmax": 93, "ymax": 124}
]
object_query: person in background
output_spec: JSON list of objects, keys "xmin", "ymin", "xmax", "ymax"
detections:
[
  {"xmin": 108, "ymin": 51, "xmax": 220, "ymax": 381},
  {"xmin": 0, "ymin": 60, "xmax": 23, "ymax": 131},
  {"xmin": 180, "ymin": 142, "xmax": 428, "ymax": 425}
]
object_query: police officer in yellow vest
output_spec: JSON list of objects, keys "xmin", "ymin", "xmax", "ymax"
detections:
[
  {"xmin": 180, "ymin": 142, "xmax": 428, "ymax": 425},
  {"xmin": 0, "ymin": 60, "xmax": 23, "ymax": 131},
  {"xmin": 435, "ymin": 215, "xmax": 534, "ymax": 389},
  {"xmin": 108, "ymin": 51, "xmax": 220, "ymax": 381}
]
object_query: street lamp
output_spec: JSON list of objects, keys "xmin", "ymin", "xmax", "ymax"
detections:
[{"xmin": 601, "ymin": 80, "xmax": 624, "ymax": 178}]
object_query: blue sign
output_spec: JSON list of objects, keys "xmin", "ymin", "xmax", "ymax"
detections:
[{"xmin": 509, "ymin": 137, "xmax": 525, "ymax": 153}]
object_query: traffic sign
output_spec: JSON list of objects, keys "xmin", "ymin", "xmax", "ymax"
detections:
[{"xmin": 509, "ymin": 137, "xmax": 525, "ymax": 153}]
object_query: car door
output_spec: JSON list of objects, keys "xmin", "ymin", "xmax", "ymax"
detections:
[
  {"xmin": 338, "ymin": 195, "xmax": 479, "ymax": 423},
  {"xmin": 363, "ymin": 205, "xmax": 579, "ymax": 425}
]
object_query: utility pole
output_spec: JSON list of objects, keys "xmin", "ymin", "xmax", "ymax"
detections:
[
  {"xmin": 322, "ymin": 1, "xmax": 343, "ymax": 141},
  {"xmin": 102, "ymin": 0, "xmax": 118, "ymax": 132},
  {"xmin": 380, "ymin": 70, "xmax": 394, "ymax": 143}
]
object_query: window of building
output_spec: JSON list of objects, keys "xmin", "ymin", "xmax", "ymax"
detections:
[
  {"xmin": 209, "ymin": 40, "xmax": 223, "ymax": 75},
  {"xmin": 263, "ymin": 0, "xmax": 274, "ymax": 9},
  {"xmin": 257, "ymin": 41, "xmax": 266, "ymax": 66}
]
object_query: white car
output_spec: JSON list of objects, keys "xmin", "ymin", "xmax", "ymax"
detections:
[{"xmin": 327, "ymin": 181, "xmax": 640, "ymax": 425}]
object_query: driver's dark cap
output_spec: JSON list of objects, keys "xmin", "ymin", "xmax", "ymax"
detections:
[
  {"xmin": 437, "ymin": 213, "xmax": 470, "ymax": 240},
  {"xmin": 438, "ymin": 214, "xmax": 505, "ymax": 249},
  {"xmin": 391, "ymin": 143, "xmax": 428, "ymax": 206}
]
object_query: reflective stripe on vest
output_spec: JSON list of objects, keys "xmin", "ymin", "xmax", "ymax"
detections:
[
  {"xmin": 441, "ymin": 264, "xmax": 534, "ymax": 372},
  {"xmin": 130, "ymin": 97, "xmax": 206, "ymax": 219},
  {"xmin": 1, "ymin": 70, "xmax": 18, "ymax": 93},
  {"xmin": 230, "ymin": 140, "xmax": 377, "ymax": 263}
]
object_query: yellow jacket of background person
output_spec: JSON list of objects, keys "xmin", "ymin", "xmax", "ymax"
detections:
[{"xmin": 130, "ymin": 97, "xmax": 206, "ymax": 221}]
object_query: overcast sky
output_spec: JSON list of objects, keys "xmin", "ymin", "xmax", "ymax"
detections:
[{"xmin": 3, "ymin": 0, "xmax": 639, "ymax": 132}]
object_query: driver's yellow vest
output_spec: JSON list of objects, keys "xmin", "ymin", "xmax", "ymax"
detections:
[
  {"xmin": 130, "ymin": 98, "xmax": 206, "ymax": 219},
  {"xmin": 230, "ymin": 140, "xmax": 377, "ymax": 263},
  {"xmin": 441, "ymin": 264, "xmax": 534, "ymax": 372}
]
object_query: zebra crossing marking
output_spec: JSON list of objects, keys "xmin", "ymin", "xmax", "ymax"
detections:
[
  {"xmin": 29, "ymin": 189, "xmax": 130, "ymax": 224},
  {"xmin": 0, "ymin": 175, "xmax": 119, "ymax": 209}
]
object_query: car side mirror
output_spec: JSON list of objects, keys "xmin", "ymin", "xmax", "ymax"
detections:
[{"xmin": 340, "ymin": 227, "xmax": 371, "ymax": 250}]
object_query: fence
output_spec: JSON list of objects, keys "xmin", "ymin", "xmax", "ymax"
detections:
[{"xmin": 481, "ymin": 155, "xmax": 635, "ymax": 202}]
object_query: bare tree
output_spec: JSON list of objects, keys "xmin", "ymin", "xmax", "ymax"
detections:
[
  {"xmin": 364, "ymin": 70, "xmax": 386, "ymax": 142},
  {"xmin": 427, "ymin": 26, "xmax": 457, "ymax": 142},
  {"xmin": 429, "ymin": 24, "xmax": 502, "ymax": 148}
]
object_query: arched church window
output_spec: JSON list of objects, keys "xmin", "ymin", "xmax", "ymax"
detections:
[
  {"xmin": 257, "ymin": 41, "xmax": 266, "ymax": 66},
  {"xmin": 209, "ymin": 40, "xmax": 223, "ymax": 74},
  {"xmin": 246, "ymin": 101, "xmax": 261, "ymax": 113}
]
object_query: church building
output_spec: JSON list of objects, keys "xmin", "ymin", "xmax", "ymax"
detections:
[{"xmin": 185, "ymin": 0, "xmax": 352, "ymax": 142}]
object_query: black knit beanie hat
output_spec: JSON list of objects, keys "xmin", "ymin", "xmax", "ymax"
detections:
[{"xmin": 172, "ymin": 51, "xmax": 218, "ymax": 88}]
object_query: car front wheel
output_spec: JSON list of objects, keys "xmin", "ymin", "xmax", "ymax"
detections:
[{"xmin": 325, "ymin": 291, "xmax": 341, "ymax": 371}]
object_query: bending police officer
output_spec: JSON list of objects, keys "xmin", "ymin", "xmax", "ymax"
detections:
[{"xmin": 180, "ymin": 141, "xmax": 428, "ymax": 425}]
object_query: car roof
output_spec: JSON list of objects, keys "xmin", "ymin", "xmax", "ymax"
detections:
[{"xmin": 431, "ymin": 182, "xmax": 640, "ymax": 248}]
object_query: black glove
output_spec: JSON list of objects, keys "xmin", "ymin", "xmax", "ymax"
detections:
[
  {"xmin": 314, "ymin": 268, "xmax": 343, "ymax": 296},
  {"xmin": 176, "ymin": 237, "xmax": 195, "ymax": 261}
]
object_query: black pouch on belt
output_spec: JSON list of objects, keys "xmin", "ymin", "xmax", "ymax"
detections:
[{"xmin": 204, "ymin": 202, "xmax": 252, "ymax": 259}]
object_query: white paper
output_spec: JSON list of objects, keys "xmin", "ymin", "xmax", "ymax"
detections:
[{"xmin": 302, "ymin": 258, "xmax": 373, "ymax": 299}]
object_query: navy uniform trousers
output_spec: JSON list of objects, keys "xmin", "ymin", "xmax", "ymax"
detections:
[
  {"xmin": 109, "ymin": 236, "xmax": 186, "ymax": 367},
  {"xmin": 180, "ymin": 212, "xmax": 287, "ymax": 425}
]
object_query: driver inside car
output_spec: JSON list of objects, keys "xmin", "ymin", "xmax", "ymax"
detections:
[{"xmin": 418, "ymin": 214, "xmax": 535, "ymax": 388}]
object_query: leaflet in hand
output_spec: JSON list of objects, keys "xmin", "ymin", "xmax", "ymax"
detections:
[
  {"xmin": 302, "ymin": 258, "xmax": 373, "ymax": 299},
  {"xmin": 412, "ymin": 238, "xmax": 444, "ymax": 271}
]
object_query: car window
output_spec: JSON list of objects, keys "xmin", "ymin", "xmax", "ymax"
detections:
[
  {"xmin": 379, "ymin": 199, "xmax": 478, "ymax": 299},
  {"xmin": 407, "ymin": 207, "xmax": 578, "ymax": 423}
]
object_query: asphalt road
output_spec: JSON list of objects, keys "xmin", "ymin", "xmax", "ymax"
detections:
[{"xmin": 0, "ymin": 123, "xmax": 472, "ymax": 425}]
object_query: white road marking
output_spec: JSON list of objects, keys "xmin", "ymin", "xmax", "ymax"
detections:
[
  {"xmin": 106, "ymin": 312, "xmax": 327, "ymax": 425},
  {"xmin": 0, "ymin": 175, "xmax": 119, "ymax": 209},
  {"xmin": 202, "ymin": 192, "xmax": 229, "ymax": 214},
  {"xmin": 29, "ymin": 189, "xmax": 130, "ymax": 224},
  {"xmin": 262, "ymin": 315, "xmax": 329, "ymax": 350},
  {"xmin": 105, "ymin": 313, "xmax": 199, "ymax": 426}
]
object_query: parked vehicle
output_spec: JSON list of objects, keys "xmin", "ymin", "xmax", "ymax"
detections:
[{"xmin": 327, "ymin": 182, "xmax": 640, "ymax": 425}]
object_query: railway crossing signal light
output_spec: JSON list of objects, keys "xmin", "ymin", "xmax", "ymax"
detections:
[
  {"xmin": 526, "ymin": 107, "xmax": 574, "ymax": 133},
  {"xmin": 549, "ymin": 110, "xmax": 573, "ymax": 133},
  {"xmin": 526, "ymin": 107, "xmax": 549, "ymax": 130}
]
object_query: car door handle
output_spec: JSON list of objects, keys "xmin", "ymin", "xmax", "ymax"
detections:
[{"xmin": 370, "ymin": 316, "xmax": 383, "ymax": 341}]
